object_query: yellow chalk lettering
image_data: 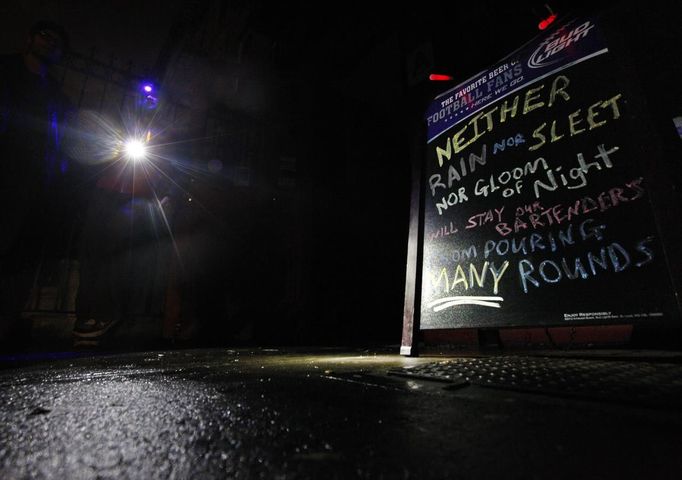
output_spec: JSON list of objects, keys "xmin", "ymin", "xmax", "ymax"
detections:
[
  {"xmin": 451, "ymin": 264, "xmax": 469, "ymax": 291},
  {"xmin": 550, "ymin": 120, "xmax": 564, "ymax": 142},
  {"xmin": 523, "ymin": 84, "xmax": 545, "ymax": 114},
  {"xmin": 469, "ymin": 261, "xmax": 488, "ymax": 289},
  {"xmin": 568, "ymin": 109, "xmax": 586, "ymax": 136},
  {"xmin": 587, "ymin": 101, "xmax": 607, "ymax": 130},
  {"xmin": 491, "ymin": 261, "xmax": 509, "ymax": 295},
  {"xmin": 528, "ymin": 122, "xmax": 547, "ymax": 151},
  {"xmin": 602, "ymin": 93, "xmax": 623, "ymax": 120},
  {"xmin": 453, "ymin": 111, "xmax": 485, "ymax": 154},
  {"xmin": 500, "ymin": 96, "xmax": 519, "ymax": 123},
  {"xmin": 548, "ymin": 75, "xmax": 570, "ymax": 107},
  {"xmin": 430, "ymin": 268, "xmax": 449, "ymax": 294},
  {"xmin": 479, "ymin": 106, "xmax": 498, "ymax": 132},
  {"xmin": 452, "ymin": 124, "xmax": 471, "ymax": 154},
  {"xmin": 436, "ymin": 140, "xmax": 453, "ymax": 168}
]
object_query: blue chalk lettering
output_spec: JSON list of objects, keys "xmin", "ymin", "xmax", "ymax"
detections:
[
  {"xmin": 561, "ymin": 257, "xmax": 589, "ymax": 280},
  {"xmin": 539, "ymin": 260, "xmax": 562, "ymax": 283},
  {"xmin": 587, "ymin": 248, "xmax": 609, "ymax": 275},
  {"xmin": 518, "ymin": 259, "xmax": 539, "ymax": 293},
  {"xmin": 607, "ymin": 242, "xmax": 630, "ymax": 272}
]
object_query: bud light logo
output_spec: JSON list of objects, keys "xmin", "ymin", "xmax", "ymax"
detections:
[{"xmin": 528, "ymin": 21, "xmax": 596, "ymax": 69}]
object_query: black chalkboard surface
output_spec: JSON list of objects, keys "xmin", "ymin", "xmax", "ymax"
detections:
[{"xmin": 419, "ymin": 14, "xmax": 677, "ymax": 330}]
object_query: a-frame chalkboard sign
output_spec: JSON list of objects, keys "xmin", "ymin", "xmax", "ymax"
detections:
[{"xmin": 401, "ymin": 11, "xmax": 681, "ymax": 355}]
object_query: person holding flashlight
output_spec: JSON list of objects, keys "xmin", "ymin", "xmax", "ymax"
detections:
[{"xmin": 72, "ymin": 129, "xmax": 175, "ymax": 343}]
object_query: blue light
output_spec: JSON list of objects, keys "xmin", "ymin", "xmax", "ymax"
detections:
[{"xmin": 138, "ymin": 81, "xmax": 158, "ymax": 109}]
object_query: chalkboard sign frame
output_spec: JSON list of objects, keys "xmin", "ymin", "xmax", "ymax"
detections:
[{"xmin": 401, "ymin": 8, "xmax": 682, "ymax": 355}]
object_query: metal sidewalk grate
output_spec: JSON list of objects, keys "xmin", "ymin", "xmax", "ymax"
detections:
[{"xmin": 390, "ymin": 356, "xmax": 682, "ymax": 408}]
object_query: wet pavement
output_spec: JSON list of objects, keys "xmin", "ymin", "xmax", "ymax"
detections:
[{"xmin": 1, "ymin": 348, "xmax": 682, "ymax": 479}]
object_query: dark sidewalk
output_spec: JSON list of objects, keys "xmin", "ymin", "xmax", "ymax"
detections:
[{"xmin": 1, "ymin": 348, "xmax": 681, "ymax": 479}]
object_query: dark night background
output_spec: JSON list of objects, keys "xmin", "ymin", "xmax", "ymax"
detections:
[{"xmin": 1, "ymin": 0, "xmax": 680, "ymax": 349}]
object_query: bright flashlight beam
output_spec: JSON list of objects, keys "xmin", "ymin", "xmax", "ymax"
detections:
[{"xmin": 124, "ymin": 139, "xmax": 147, "ymax": 161}]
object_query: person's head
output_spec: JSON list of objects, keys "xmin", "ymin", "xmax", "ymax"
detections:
[{"xmin": 25, "ymin": 20, "xmax": 70, "ymax": 65}]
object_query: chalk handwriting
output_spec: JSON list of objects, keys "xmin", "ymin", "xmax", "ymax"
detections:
[
  {"xmin": 495, "ymin": 177, "xmax": 645, "ymax": 236},
  {"xmin": 428, "ymin": 221, "xmax": 459, "ymax": 241},
  {"xmin": 427, "ymin": 296, "xmax": 504, "ymax": 311},
  {"xmin": 532, "ymin": 144, "xmax": 619, "ymax": 199},
  {"xmin": 493, "ymin": 134, "xmax": 526, "ymax": 154},
  {"xmin": 466, "ymin": 207, "xmax": 505, "ymax": 231},
  {"xmin": 484, "ymin": 218, "xmax": 606, "ymax": 261},
  {"xmin": 515, "ymin": 202, "xmax": 544, "ymax": 217},
  {"xmin": 528, "ymin": 94, "xmax": 623, "ymax": 152},
  {"xmin": 433, "ymin": 187, "xmax": 470, "ymax": 215},
  {"xmin": 518, "ymin": 236, "xmax": 656, "ymax": 293},
  {"xmin": 473, "ymin": 156, "xmax": 547, "ymax": 199},
  {"xmin": 431, "ymin": 144, "xmax": 487, "ymax": 192},
  {"xmin": 431, "ymin": 74, "xmax": 571, "ymax": 158},
  {"xmin": 430, "ymin": 261, "xmax": 510, "ymax": 295},
  {"xmin": 429, "ymin": 245, "xmax": 478, "ymax": 266}
]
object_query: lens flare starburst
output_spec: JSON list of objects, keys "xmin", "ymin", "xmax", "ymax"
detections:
[
  {"xmin": 124, "ymin": 139, "xmax": 148, "ymax": 161},
  {"xmin": 67, "ymin": 103, "xmax": 231, "ymax": 275}
]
